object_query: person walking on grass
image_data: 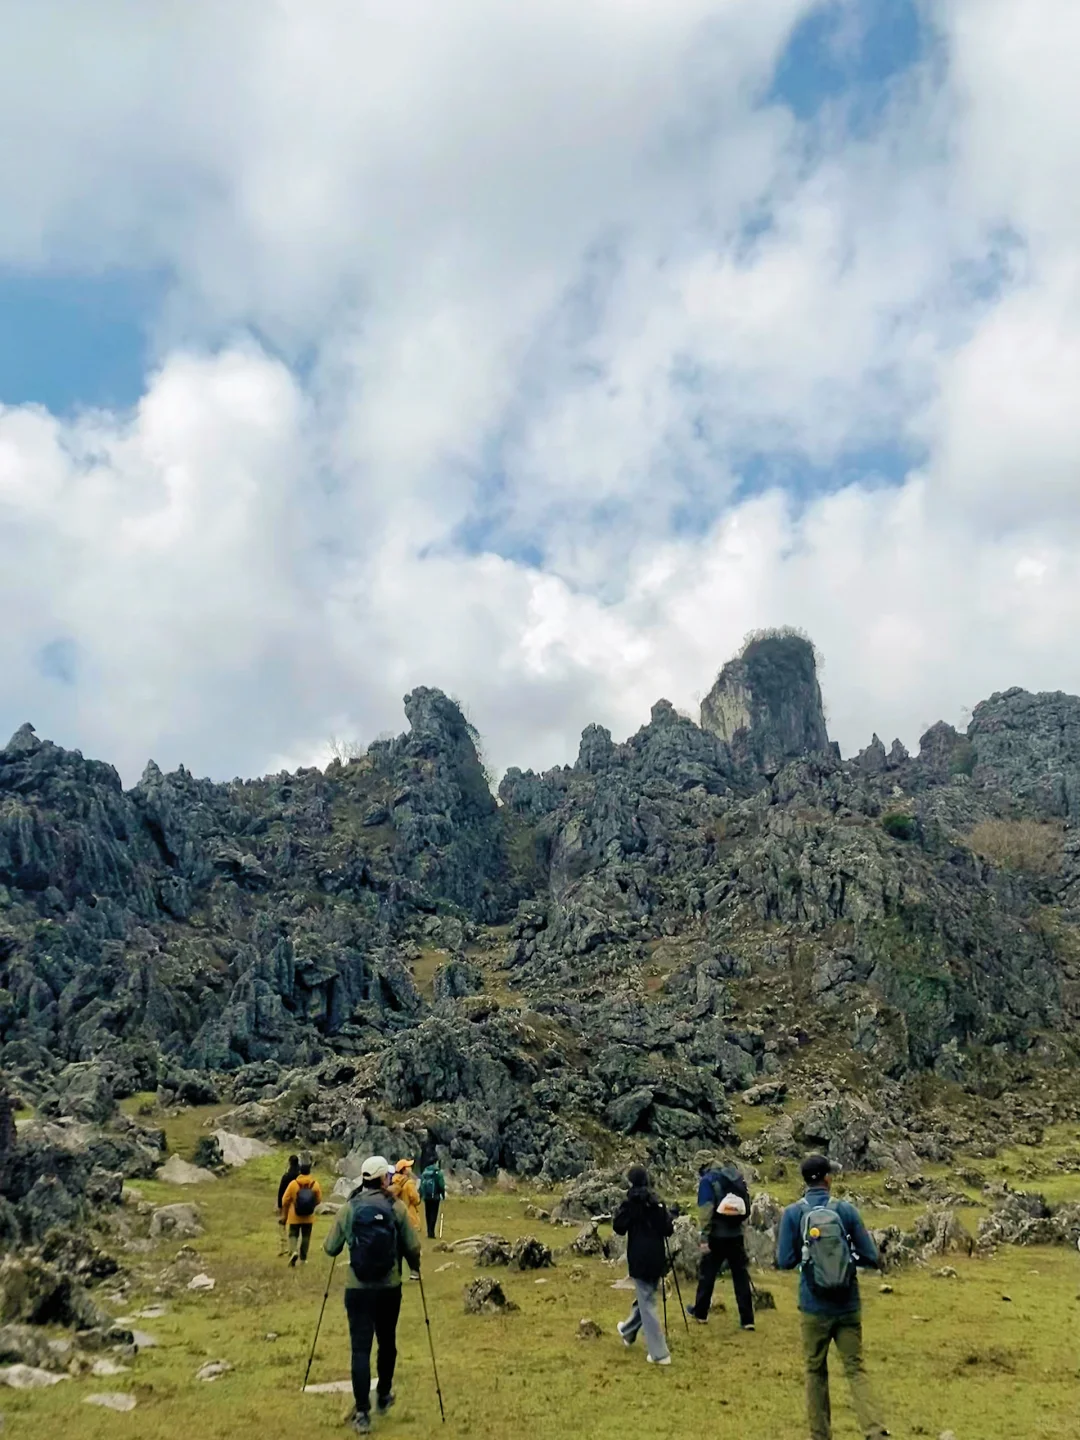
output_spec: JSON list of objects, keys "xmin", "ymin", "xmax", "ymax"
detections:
[
  {"xmin": 776, "ymin": 1154, "xmax": 890, "ymax": 1440},
  {"xmin": 419, "ymin": 1159, "xmax": 446, "ymax": 1239},
  {"xmin": 390, "ymin": 1158, "xmax": 422, "ymax": 1278},
  {"xmin": 612, "ymin": 1164, "xmax": 675, "ymax": 1366},
  {"xmin": 325, "ymin": 1154, "xmax": 423, "ymax": 1435},
  {"xmin": 281, "ymin": 1152, "xmax": 322, "ymax": 1267},
  {"xmin": 277, "ymin": 1153, "xmax": 300, "ymax": 1254},
  {"xmin": 686, "ymin": 1157, "xmax": 755, "ymax": 1330}
]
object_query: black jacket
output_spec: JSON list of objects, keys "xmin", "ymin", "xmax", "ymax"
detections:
[
  {"xmin": 277, "ymin": 1166, "xmax": 299, "ymax": 1209},
  {"xmin": 699, "ymin": 1164, "xmax": 751, "ymax": 1240},
  {"xmin": 612, "ymin": 1185, "xmax": 675, "ymax": 1283}
]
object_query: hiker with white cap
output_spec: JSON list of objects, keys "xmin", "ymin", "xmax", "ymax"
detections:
[{"xmin": 323, "ymin": 1155, "xmax": 422, "ymax": 1435}]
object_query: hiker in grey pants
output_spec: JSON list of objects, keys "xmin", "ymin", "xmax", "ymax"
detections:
[{"xmin": 612, "ymin": 1165, "xmax": 674, "ymax": 1365}]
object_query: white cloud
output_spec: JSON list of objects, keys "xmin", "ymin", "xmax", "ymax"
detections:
[{"xmin": 1, "ymin": 0, "xmax": 1079, "ymax": 785}]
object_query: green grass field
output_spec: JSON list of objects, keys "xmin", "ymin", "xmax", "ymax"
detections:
[{"xmin": 6, "ymin": 1107, "xmax": 1080, "ymax": 1439}]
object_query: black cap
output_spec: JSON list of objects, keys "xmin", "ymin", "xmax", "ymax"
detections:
[
  {"xmin": 628, "ymin": 1165, "xmax": 649, "ymax": 1189},
  {"xmin": 801, "ymin": 1153, "xmax": 832, "ymax": 1185}
]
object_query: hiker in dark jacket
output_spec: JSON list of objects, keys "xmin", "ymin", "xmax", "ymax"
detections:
[
  {"xmin": 419, "ymin": 1160, "xmax": 447, "ymax": 1239},
  {"xmin": 687, "ymin": 1159, "xmax": 754, "ymax": 1329},
  {"xmin": 324, "ymin": 1154, "xmax": 422, "ymax": 1436},
  {"xmin": 612, "ymin": 1165, "xmax": 674, "ymax": 1365},
  {"xmin": 276, "ymin": 1154, "xmax": 299, "ymax": 1254},
  {"xmin": 776, "ymin": 1154, "xmax": 889, "ymax": 1440}
]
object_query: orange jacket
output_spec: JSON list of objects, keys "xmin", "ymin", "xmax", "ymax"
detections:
[
  {"xmin": 280, "ymin": 1173, "xmax": 323, "ymax": 1226},
  {"xmin": 390, "ymin": 1169, "xmax": 421, "ymax": 1231}
]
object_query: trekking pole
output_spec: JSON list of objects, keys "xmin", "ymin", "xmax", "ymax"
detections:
[
  {"xmin": 300, "ymin": 1252, "xmax": 337, "ymax": 1391},
  {"xmin": 665, "ymin": 1241, "xmax": 690, "ymax": 1335},
  {"xmin": 417, "ymin": 1271, "xmax": 446, "ymax": 1424},
  {"xmin": 661, "ymin": 1275, "xmax": 669, "ymax": 1341},
  {"xmin": 439, "ymin": 1203, "xmax": 445, "ymax": 1240}
]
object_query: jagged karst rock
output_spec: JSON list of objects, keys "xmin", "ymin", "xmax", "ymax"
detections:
[
  {"xmin": 3, "ymin": 638, "xmax": 1080, "ymax": 1221},
  {"xmin": 463, "ymin": 1277, "xmax": 518, "ymax": 1314},
  {"xmin": 510, "ymin": 1237, "xmax": 553, "ymax": 1271},
  {"xmin": 0, "ymin": 1254, "xmax": 111, "ymax": 1330},
  {"xmin": 977, "ymin": 1191, "xmax": 1080, "ymax": 1249},
  {"xmin": 700, "ymin": 632, "xmax": 831, "ymax": 776},
  {"xmin": 474, "ymin": 1236, "xmax": 513, "ymax": 1268}
]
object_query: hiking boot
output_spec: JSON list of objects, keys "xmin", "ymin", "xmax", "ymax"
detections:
[
  {"xmin": 289, "ymin": 1254, "xmax": 298, "ymax": 1268},
  {"xmin": 617, "ymin": 1320, "xmax": 636, "ymax": 1347},
  {"xmin": 646, "ymin": 1354, "xmax": 672, "ymax": 1366},
  {"xmin": 686, "ymin": 1306, "xmax": 708, "ymax": 1324},
  {"xmin": 741, "ymin": 1323, "xmax": 756, "ymax": 1331},
  {"xmin": 351, "ymin": 1413, "xmax": 371, "ymax": 1435},
  {"xmin": 376, "ymin": 1393, "xmax": 395, "ymax": 1415}
]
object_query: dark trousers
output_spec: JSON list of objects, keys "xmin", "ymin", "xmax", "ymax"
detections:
[
  {"xmin": 694, "ymin": 1234, "xmax": 754, "ymax": 1326},
  {"xmin": 424, "ymin": 1197, "xmax": 441, "ymax": 1239},
  {"xmin": 288, "ymin": 1223, "xmax": 312, "ymax": 1261},
  {"xmin": 345, "ymin": 1286, "xmax": 403, "ymax": 1415}
]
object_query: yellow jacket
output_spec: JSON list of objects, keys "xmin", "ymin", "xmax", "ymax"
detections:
[
  {"xmin": 280, "ymin": 1173, "xmax": 323, "ymax": 1226},
  {"xmin": 390, "ymin": 1169, "xmax": 421, "ymax": 1232}
]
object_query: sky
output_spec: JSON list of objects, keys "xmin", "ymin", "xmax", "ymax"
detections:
[{"xmin": 1, "ymin": 0, "xmax": 1078, "ymax": 786}]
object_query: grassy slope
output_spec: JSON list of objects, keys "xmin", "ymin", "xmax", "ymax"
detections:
[{"xmin": 6, "ymin": 1108, "xmax": 1080, "ymax": 1439}]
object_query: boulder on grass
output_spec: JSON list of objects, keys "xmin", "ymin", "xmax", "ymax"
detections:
[
  {"xmin": 463, "ymin": 1278, "xmax": 518, "ymax": 1314},
  {"xmin": 156, "ymin": 1156, "xmax": 217, "ymax": 1186},
  {"xmin": 149, "ymin": 1204, "xmax": 204, "ymax": 1241},
  {"xmin": 511, "ymin": 1237, "xmax": 552, "ymax": 1271},
  {"xmin": 0, "ymin": 1255, "xmax": 112, "ymax": 1331},
  {"xmin": 213, "ymin": 1131, "xmax": 272, "ymax": 1167}
]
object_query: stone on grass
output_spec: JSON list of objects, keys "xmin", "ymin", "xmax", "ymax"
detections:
[
  {"xmin": 0, "ymin": 1364, "xmax": 70, "ymax": 1389},
  {"xmin": 156, "ymin": 1156, "xmax": 217, "ymax": 1186},
  {"xmin": 212, "ymin": 1131, "xmax": 272, "ymax": 1167},
  {"xmin": 474, "ymin": 1236, "xmax": 513, "ymax": 1267},
  {"xmin": 91, "ymin": 1359, "xmax": 129, "ymax": 1377},
  {"xmin": 130, "ymin": 1331, "xmax": 158, "ymax": 1349},
  {"xmin": 188, "ymin": 1274, "xmax": 215, "ymax": 1292},
  {"xmin": 752, "ymin": 1287, "xmax": 776, "ymax": 1310},
  {"xmin": 577, "ymin": 1318, "xmax": 603, "ymax": 1339},
  {"xmin": 149, "ymin": 1204, "xmax": 203, "ymax": 1241},
  {"xmin": 570, "ymin": 1222, "xmax": 604, "ymax": 1258},
  {"xmin": 511, "ymin": 1236, "xmax": 553, "ymax": 1271},
  {"xmin": 303, "ymin": 1379, "xmax": 353, "ymax": 1395},
  {"xmin": 195, "ymin": 1360, "xmax": 231, "ymax": 1382},
  {"xmin": 85, "ymin": 1393, "xmax": 136, "ymax": 1412},
  {"xmin": 464, "ymin": 1278, "xmax": 518, "ymax": 1314}
]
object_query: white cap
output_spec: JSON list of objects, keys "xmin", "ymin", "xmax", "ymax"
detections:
[{"xmin": 360, "ymin": 1155, "xmax": 391, "ymax": 1181}]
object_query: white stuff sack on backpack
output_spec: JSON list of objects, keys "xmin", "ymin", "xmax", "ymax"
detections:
[{"xmin": 717, "ymin": 1193, "xmax": 747, "ymax": 1217}]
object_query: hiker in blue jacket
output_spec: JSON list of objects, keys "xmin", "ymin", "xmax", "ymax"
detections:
[
  {"xmin": 776, "ymin": 1154, "xmax": 889, "ymax": 1440},
  {"xmin": 686, "ymin": 1159, "xmax": 754, "ymax": 1329}
]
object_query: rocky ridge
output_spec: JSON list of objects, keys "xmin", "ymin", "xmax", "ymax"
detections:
[{"xmin": 2, "ymin": 630, "xmax": 1080, "ymax": 1202}]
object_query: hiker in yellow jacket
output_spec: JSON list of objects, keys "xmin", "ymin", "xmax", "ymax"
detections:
[
  {"xmin": 390, "ymin": 1159, "xmax": 422, "ymax": 1279},
  {"xmin": 280, "ymin": 1152, "xmax": 322, "ymax": 1267}
]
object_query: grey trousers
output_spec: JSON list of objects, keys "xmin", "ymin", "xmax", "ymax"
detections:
[{"xmin": 621, "ymin": 1278, "xmax": 670, "ymax": 1361}]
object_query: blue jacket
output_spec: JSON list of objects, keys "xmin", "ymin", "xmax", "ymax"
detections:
[{"xmin": 776, "ymin": 1188, "xmax": 880, "ymax": 1316}]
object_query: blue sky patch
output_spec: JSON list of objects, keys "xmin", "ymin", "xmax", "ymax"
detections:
[
  {"xmin": 769, "ymin": 0, "xmax": 924, "ymax": 121},
  {"xmin": 0, "ymin": 268, "xmax": 166, "ymax": 414}
]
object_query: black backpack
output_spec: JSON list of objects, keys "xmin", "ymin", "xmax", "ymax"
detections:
[
  {"xmin": 708, "ymin": 1165, "xmax": 750, "ymax": 1236},
  {"xmin": 294, "ymin": 1183, "xmax": 318, "ymax": 1218},
  {"xmin": 349, "ymin": 1193, "xmax": 399, "ymax": 1282}
]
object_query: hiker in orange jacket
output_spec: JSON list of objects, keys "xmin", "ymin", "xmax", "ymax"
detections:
[
  {"xmin": 280, "ymin": 1152, "xmax": 323, "ymax": 1266},
  {"xmin": 389, "ymin": 1159, "xmax": 422, "ymax": 1278}
]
